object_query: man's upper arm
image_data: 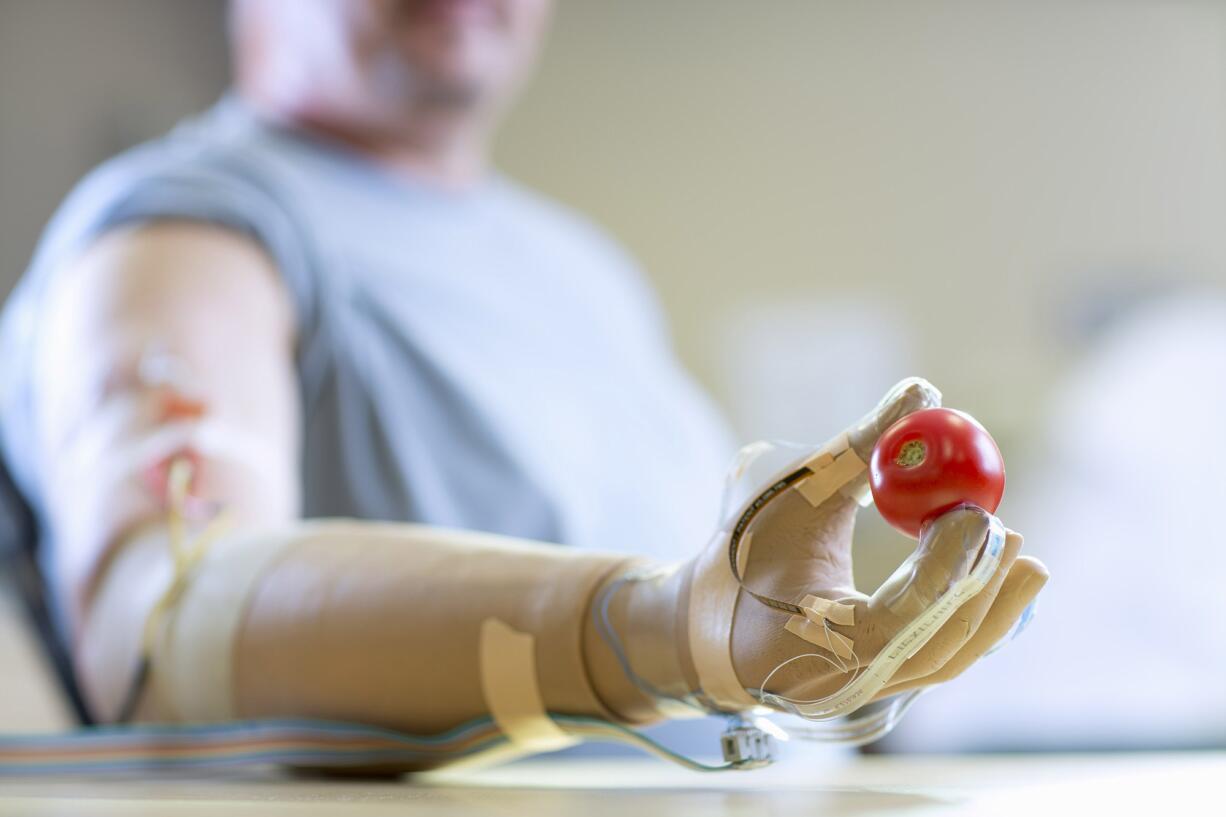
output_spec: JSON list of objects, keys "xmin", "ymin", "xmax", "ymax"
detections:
[{"xmin": 32, "ymin": 221, "xmax": 302, "ymax": 629}]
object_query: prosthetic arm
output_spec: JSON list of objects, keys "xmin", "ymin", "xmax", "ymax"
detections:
[{"xmin": 20, "ymin": 223, "xmax": 1047, "ymax": 774}]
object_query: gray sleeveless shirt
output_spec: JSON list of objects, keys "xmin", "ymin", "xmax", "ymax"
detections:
[{"xmin": 0, "ymin": 97, "xmax": 738, "ymax": 632}]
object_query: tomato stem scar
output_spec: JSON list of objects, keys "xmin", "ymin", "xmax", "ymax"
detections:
[{"xmin": 896, "ymin": 439, "xmax": 926, "ymax": 467}]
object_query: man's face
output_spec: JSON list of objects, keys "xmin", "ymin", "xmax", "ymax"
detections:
[
  {"xmin": 243, "ymin": 0, "xmax": 553, "ymax": 131},
  {"xmin": 362, "ymin": 0, "xmax": 551, "ymax": 108}
]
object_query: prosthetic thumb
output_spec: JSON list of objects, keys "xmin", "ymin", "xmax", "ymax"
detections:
[{"xmin": 873, "ymin": 507, "xmax": 994, "ymax": 617}]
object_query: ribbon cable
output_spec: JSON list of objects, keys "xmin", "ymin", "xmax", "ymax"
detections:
[{"xmin": 0, "ymin": 718, "xmax": 511, "ymax": 775}]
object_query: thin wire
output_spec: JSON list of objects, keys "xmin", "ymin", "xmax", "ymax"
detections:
[
  {"xmin": 592, "ymin": 568, "xmax": 710, "ymax": 717},
  {"xmin": 755, "ymin": 599, "xmax": 867, "ymax": 718},
  {"xmin": 115, "ymin": 456, "xmax": 230, "ymax": 723},
  {"xmin": 777, "ymin": 690, "xmax": 925, "ymax": 746},
  {"xmin": 553, "ymin": 716, "xmax": 739, "ymax": 772}
]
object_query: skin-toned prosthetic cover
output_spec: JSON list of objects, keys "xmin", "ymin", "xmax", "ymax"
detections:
[
  {"xmin": 61, "ymin": 356, "xmax": 1038, "ymax": 768},
  {"xmin": 8, "ymin": 225, "xmax": 1047, "ymax": 774},
  {"xmin": 12, "ymin": 366, "xmax": 1042, "ymax": 772}
]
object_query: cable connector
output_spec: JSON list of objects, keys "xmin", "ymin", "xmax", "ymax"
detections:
[{"xmin": 720, "ymin": 719, "xmax": 776, "ymax": 769}]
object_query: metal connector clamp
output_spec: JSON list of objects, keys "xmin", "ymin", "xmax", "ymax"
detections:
[{"xmin": 720, "ymin": 720, "xmax": 777, "ymax": 769}]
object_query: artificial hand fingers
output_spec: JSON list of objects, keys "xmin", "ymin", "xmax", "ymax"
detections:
[
  {"xmin": 875, "ymin": 554, "xmax": 1049, "ymax": 698},
  {"xmin": 870, "ymin": 507, "xmax": 994, "ymax": 622},
  {"xmin": 701, "ymin": 379, "xmax": 954, "ymax": 716},
  {"xmin": 879, "ymin": 528, "xmax": 1025, "ymax": 688},
  {"xmin": 739, "ymin": 509, "xmax": 995, "ymax": 707}
]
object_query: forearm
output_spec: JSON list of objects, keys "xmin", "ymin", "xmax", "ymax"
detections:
[
  {"xmin": 230, "ymin": 522, "xmax": 647, "ymax": 732},
  {"xmin": 83, "ymin": 517, "xmax": 691, "ymax": 740}
]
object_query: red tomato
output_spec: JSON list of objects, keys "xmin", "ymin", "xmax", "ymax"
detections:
[{"xmin": 868, "ymin": 408, "xmax": 1005, "ymax": 538}]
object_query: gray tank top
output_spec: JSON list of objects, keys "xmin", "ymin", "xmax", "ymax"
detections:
[{"xmin": 0, "ymin": 96, "xmax": 738, "ymax": 633}]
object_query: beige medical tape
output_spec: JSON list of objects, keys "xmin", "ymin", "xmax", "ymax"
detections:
[
  {"xmin": 800, "ymin": 594, "xmax": 856, "ymax": 627},
  {"xmin": 775, "ymin": 518, "xmax": 1008, "ymax": 720},
  {"xmin": 794, "ymin": 434, "xmax": 867, "ymax": 509},
  {"xmin": 687, "ymin": 434, "xmax": 870, "ymax": 712},
  {"xmin": 687, "ymin": 539, "xmax": 759, "ymax": 712},
  {"xmin": 479, "ymin": 619, "xmax": 579, "ymax": 752},
  {"xmin": 784, "ymin": 616, "xmax": 856, "ymax": 661},
  {"xmin": 727, "ymin": 435, "xmax": 868, "ymax": 617},
  {"xmin": 152, "ymin": 528, "xmax": 301, "ymax": 721}
]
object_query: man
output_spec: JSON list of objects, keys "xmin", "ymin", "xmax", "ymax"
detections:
[{"xmin": 0, "ymin": 0, "xmax": 1044, "ymax": 766}]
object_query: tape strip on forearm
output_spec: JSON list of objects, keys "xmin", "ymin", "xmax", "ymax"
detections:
[{"xmin": 478, "ymin": 619, "xmax": 579, "ymax": 754}]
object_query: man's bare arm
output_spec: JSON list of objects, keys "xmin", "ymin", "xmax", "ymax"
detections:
[{"xmin": 34, "ymin": 222, "xmax": 301, "ymax": 716}]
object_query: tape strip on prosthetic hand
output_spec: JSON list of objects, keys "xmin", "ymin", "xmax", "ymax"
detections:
[
  {"xmin": 800, "ymin": 594, "xmax": 856, "ymax": 627},
  {"xmin": 792, "ymin": 434, "xmax": 868, "ymax": 509},
  {"xmin": 785, "ymin": 593, "xmax": 858, "ymax": 660},
  {"xmin": 725, "ymin": 432, "xmax": 867, "ymax": 619},
  {"xmin": 686, "ymin": 432, "xmax": 872, "ymax": 714},
  {"xmin": 783, "ymin": 616, "xmax": 856, "ymax": 661}
]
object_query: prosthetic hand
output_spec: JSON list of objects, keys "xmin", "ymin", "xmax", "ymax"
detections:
[{"xmin": 590, "ymin": 379, "xmax": 1049, "ymax": 751}]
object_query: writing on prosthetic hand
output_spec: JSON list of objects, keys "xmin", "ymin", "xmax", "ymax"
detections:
[{"xmin": 599, "ymin": 378, "xmax": 1045, "ymax": 753}]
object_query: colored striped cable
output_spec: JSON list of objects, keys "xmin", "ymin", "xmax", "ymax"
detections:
[{"xmin": 0, "ymin": 715, "xmax": 739, "ymax": 776}]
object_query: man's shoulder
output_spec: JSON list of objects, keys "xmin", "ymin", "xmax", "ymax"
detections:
[
  {"xmin": 57, "ymin": 102, "xmax": 279, "ymax": 233},
  {"xmin": 23, "ymin": 100, "xmax": 316, "ymax": 322}
]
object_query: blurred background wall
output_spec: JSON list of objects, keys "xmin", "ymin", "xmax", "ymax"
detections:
[
  {"xmin": 5, "ymin": 0, "xmax": 1224, "ymax": 578},
  {"xmin": 504, "ymin": 0, "xmax": 1226, "ymax": 429},
  {"xmin": 1, "ymin": 0, "xmax": 1224, "ymax": 742},
  {"xmin": 5, "ymin": 0, "xmax": 1225, "ymax": 431}
]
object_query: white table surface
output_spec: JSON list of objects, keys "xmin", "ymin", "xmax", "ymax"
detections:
[{"xmin": 1, "ymin": 752, "xmax": 1222, "ymax": 816}]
